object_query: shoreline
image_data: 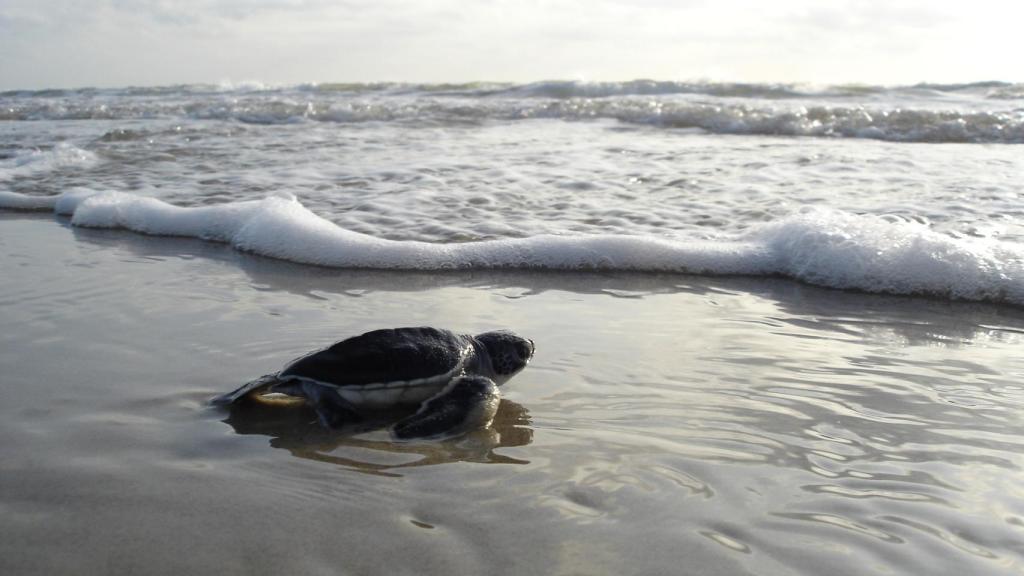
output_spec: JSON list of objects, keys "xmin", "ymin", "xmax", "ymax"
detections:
[{"xmin": 4, "ymin": 199, "xmax": 1024, "ymax": 310}]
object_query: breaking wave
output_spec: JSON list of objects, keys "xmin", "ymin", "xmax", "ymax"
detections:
[
  {"xmin": 2, "ymin": 81, "xmax": 1022, "ymax": 143},
  {"xmin": 0, "ymin": 144, "xmax": 98, "ymax": 182},
  {"xmin": 2, "ymin": 189, "xmax": 1023, "ymax": 306},
  {"xmin": 4, "ymin": 80, "xmax": 1022, "ymax": 100}
]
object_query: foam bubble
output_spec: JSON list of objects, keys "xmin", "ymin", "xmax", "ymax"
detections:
[
  {"xmin": 2, "ymin": 190, "xmax": 1022, "ymax": 306},
  {"xmin": 754, "ymin": 209, "xmax": 1024, "ymax": 303}
]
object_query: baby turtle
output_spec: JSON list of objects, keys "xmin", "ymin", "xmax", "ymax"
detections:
[{"xmin": 212, "ymin": 327, "xmax": 534, "ymax": 439}]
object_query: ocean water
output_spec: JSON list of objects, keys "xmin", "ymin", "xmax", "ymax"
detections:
[
  {"xmin": 2, "ymin": 81, "xmax": 1024, "ymax": 303},
  {"xmin": 2, "ymin": 81, "xmax": 1024, "ymax": 574}
]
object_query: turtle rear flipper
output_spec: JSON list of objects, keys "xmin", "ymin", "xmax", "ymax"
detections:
[
  {"xmin": 392, "ymin": 376, "xmax": 500, "ymax": 440},
  {"xmin": 210, "ymin": 374, "xmax": 282, "ymax": 406}
]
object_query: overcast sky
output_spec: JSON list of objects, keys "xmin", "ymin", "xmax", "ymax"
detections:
[{"xmin": 2, "ymin": 0, "xmax": 1020, "ymax": 90}]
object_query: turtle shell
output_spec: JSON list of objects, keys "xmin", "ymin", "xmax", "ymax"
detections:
[{"xmin": 278, "ymin": 327, "xmax": 470, "ymax": 388}]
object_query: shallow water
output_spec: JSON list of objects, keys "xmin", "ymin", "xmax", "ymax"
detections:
[
  {"xmin": 5, "ymin": 119, "xmax": 1024, "ymax": 244},
  {"xmin": 3, "ymin": 217, "xmax": 1023, "ymax": 575}
]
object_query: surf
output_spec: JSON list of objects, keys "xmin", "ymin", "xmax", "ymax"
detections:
[{"xmin": 2, "ymin": 189, "xmax": 1022, "ymax": 306}]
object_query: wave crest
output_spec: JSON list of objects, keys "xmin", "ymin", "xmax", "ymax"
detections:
[
  {"xmin": 3, "ymin": 81, "xmax": 1022, "ymax": 143},
  {"xmin": 0, "ymin": 144, "xmax": 98, "ymax": 182}
]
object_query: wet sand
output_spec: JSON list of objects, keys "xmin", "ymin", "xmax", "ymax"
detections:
[{"xmin": 2, "ymin": 214, "xmax": 1024, "ymax": 575}]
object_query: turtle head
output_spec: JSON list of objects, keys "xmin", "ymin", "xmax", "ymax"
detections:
[{"xmin": 475, "ymin": 330, "xmax": 534, "ymax": 384}]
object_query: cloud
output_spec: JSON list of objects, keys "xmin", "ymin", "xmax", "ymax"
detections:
[
  {"xmin": 0, "ymin": 0, "xmax": 1021, "ymax": 89},
  {"xmin": 782, "ymin": 0, "xmax": 955, "ymax": 37},
  {"xmin": 105, "ymin": 0, "xmax": 360, "ymax": 25}
]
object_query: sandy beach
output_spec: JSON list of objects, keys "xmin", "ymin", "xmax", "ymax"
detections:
[{"xmin": 3, "ymin": 214, "xmax": 1023, "ymax": 575}]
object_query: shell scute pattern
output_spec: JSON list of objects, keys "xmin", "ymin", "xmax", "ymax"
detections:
[
  {"xmin": 280, "ymin": 327, "xmax": 468, "ymax": 387},
  {"xmin": 278, "ymin": 327, "xmax": 473, "ymax": 407}
]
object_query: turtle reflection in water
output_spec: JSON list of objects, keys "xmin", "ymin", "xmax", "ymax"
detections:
[
  {"xmin": 213, "ymin": 327, "xmax": 535, "ymax": 439},
  {"xmin": 222, "ymin": 396, "xmax": 534, "ymax": 475}
]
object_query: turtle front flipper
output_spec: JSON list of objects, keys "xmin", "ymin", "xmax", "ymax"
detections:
[
  {"xmin": 303, "ymin": 385, "xmax": 363, "ymax": 429},
  {"xmin": 392, "ymin": 376, "xmax": 500, "ymax": 440}
]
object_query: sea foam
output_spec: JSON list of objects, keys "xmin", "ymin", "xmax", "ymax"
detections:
[
  {"xmin": 3, "ymin": 83, "xmax": 1022, "ymax": 143},
  {"xmin": 0, "ymin": 144, "xmax": 98, "ymax": 182},
  {"xmin": 1, "ymin": 190, "xmax": 1022, "ymax": 306}
]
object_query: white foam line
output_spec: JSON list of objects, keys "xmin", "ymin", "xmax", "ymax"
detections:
[
  {"xmin": 2, "ymin": 189, "xmax": 1023, "ymax": 306},
  {"xmin": 0, "ymin": 191, "xmax": 58, "ymax": 210}
]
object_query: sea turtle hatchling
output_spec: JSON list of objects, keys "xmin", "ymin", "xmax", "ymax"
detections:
[{"xmin": 212, "ymin": 327, "xmax": 535, "ymax": 439}]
